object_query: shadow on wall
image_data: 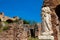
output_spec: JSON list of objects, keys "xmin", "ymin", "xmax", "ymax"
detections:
[
  {"xmin": 55, "ymin": 4, "xmax": 60, "ymax": 33},
  {"xmin": 55, "ymin": 4, "xmax": 60, "ymax": 20}
]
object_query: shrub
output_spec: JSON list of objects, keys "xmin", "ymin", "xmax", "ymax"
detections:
[
  {"xmin": 4, "ymin": 21, "xmax": 8, "ymax": 24},
  {"xmin": 23, "ymin": 20, "xmax": 30, "ymax": 24},
  {"xmin": 0, "ymin": 30, "xmax": 2, "ymax": 32},
  {"xmin": 3, "ymin": 26, "xmax": 9, "ymax": 30}
]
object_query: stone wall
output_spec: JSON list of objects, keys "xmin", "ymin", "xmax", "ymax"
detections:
[{"xmin": 0, "ymin": 23, "xmax": 28, "ymax": 40}]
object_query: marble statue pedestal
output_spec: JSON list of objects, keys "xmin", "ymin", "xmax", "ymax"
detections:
[
  {"xmin": 38, "ymin": 35, "xmax": 54, "ymax": 40},
  {"xmin": 38, "ymin": 31, "xmax": 54, "ymax": 40}
]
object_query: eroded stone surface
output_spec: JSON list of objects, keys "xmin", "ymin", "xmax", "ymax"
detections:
[{"xmin": 0, "ymin": 21, "xmax": 28, "ymax": 40}]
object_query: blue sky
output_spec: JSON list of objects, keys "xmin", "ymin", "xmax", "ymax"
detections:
[{"xmin": 0, "ymin": 0, "xmax": 43, "ymax": 23}]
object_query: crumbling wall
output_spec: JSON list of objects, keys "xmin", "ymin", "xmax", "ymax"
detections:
[
  {"xmin": 0, "ymin": 22, "xmax": 28, "ymax": 40},
  {"xmin": 0, "ymin": 24, "xmax": 14, "ymax": 40},
  {"xmin": 13, "ymin": 23, "xmax": 28, "ymax": 40}
]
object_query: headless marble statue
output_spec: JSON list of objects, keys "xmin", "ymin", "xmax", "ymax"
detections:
[{"xmin": 42, "ymin": 7, "xmax": 53, "ymax": 35}]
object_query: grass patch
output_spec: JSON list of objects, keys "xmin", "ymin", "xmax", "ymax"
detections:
[
  {"xmin": 0, "ymin": 30, "xmax": 3, "ymax": 32},
  {"xmin": 28, "ymin": 37, "xmax": 39, "ymax": 40},
  {"xmin": 3, "ymin": 26, "xmax": 9, "ymax": 31},
  {"xmin": 4, "ymin": 21, "xmax": 8, "ymax": 24}
]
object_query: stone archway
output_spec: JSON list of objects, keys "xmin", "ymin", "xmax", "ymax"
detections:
[{"xmin": 6, "ymin": 19, "xmax": 13, "ymax": 23}]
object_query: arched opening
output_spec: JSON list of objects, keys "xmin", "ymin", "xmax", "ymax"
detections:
[
  {"xmin": 55, "ymin": 4, "xmax": 60, "ymax": 21},
  {"xmin": 6, "ymin": 19, "xmax": 13, "ymax": 23}
]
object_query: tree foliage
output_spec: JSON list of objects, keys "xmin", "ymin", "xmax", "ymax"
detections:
[{"xmin": 23, "ymin": 20, "xmax": 30, "ymax": 24}]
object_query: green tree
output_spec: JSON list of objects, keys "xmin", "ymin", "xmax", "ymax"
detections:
[{"xmin": 23, "ymin": 20, "xmax": 30, "ymax": 24}]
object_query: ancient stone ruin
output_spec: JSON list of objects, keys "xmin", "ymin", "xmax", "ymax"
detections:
[
  {"xmin": 0, "ymin": 0, "xmax": 60, "ymax": 40},
  {"xmin": 0, "ymin": 12, "xmax": 19, "ymax": 22},
  {"xmin": 0, "ymin": 21, "xmax": 29, "ymax": 40},
  {"xmin": 0, "ymin": 14, "xmax": 39, "ymax": 40}
]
